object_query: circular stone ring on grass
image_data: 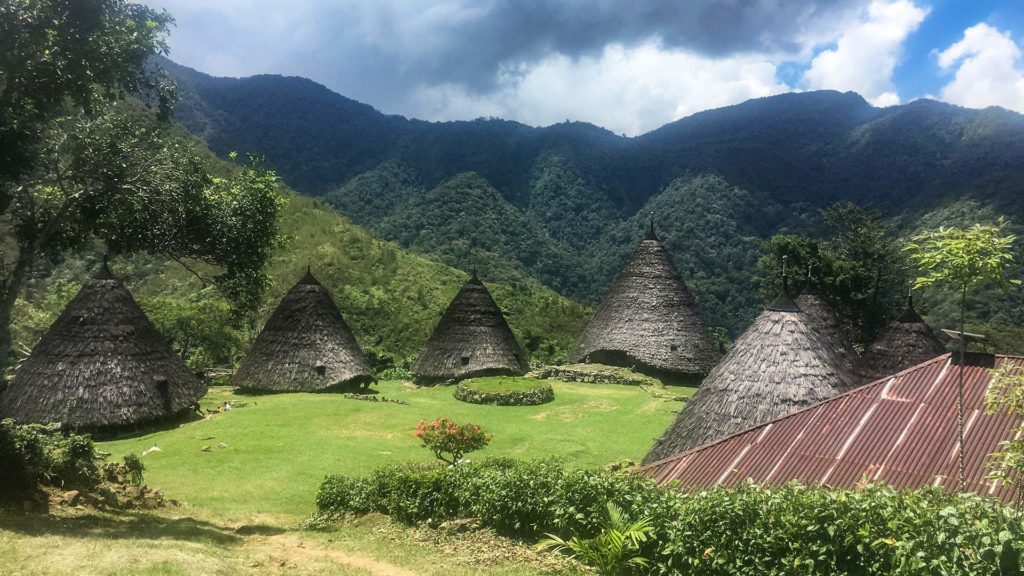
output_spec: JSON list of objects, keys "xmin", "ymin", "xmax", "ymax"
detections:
[{"xmin": 453, "ymin": 378, "xmax": 555, "ymax": 406}]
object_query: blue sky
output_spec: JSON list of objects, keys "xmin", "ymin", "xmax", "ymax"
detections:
[
  {"xmin": 884, "ymin": 0, "xmax": 1023, "ymax": 98},
  {"xmin": 147, "ymin": 0, "xmax": 1024, "ymax": 135}
]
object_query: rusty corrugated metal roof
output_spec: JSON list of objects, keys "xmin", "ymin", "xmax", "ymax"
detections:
[{"xmin": 639, "ymin": 352, "xmax": 1024, "ymax": 503}]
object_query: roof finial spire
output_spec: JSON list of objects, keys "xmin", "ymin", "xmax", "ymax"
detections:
[
  {"xmin": 645, "ymin": 213, "xmax": 658, "ymax": 240},
  {"xmin": 767, "ymin": 255, "xmax": 799, "ymax": 312},
  {"xmin": 307, "ymin": 257, "xmax": 311, "ymax": 275},
  {"xmin": 94, "ymin": 252, "xmax": 116, "ymax": 279}
]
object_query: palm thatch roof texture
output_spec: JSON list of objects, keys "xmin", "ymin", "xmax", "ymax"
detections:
[
  {"xmin": 643, "ymin": 288, "xmax": 852, "ymax": 464},
  {"xmin": 413, "ymin": 274, "xmax": 528, "ymax": 384},
  {"xmin": 852, "ymin": 296, "xmax": 945, "ymax": 385},
  {"xmin": 795, "ymin": 290, "xmax": 859, "ymax": 389},
  {"xmin": 0, "ymin": 260, "xmax": 206, "ymax": 429},
  {"xmin": 570, "ymin": 226, "xmax": 720, "ymax": 382},
  {"xmin": 232, "ymin": 269, "xmax": 375, "ymax": 391}
]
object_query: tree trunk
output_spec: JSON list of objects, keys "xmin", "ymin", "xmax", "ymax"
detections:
[
  {"xmin": 0, "ymin": 246, "xmax": 35, "ymax": 372},
  {"xmin": 957, "ymin": 288, "xmax": 966, "ymax": 491}
]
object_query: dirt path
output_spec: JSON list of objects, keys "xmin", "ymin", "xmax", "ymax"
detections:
[{"xmin": 250, "ymin": 533, "xmax": 420, "ymax": 576}]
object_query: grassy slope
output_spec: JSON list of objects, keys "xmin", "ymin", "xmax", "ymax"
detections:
[
  {"xmin": 99, "ymin": 380, "xmax": 686, "ymax": 522},
  {"xmin": 12, "ymin": 190, "xmax": 590, "ymax": 367}
]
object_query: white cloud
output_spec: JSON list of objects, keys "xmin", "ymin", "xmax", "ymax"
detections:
[
  {"xmin": 411, "ymin": 42, "xmax": 791, "ymax": 136},
  {"xmin": 936, "ymin": 23, "xmax": 1024, "ymax": 113},
  {"xmin": 148, "ymin": 0, "xmax": 946, "ymax": 133},
  {"xmin": 802, "ymin": 0, "xmax": 928, "ymax": 106}
]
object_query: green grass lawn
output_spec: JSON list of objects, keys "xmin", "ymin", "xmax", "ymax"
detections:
[
  {"xmin": 101, "ymin": 379, "xmax": 685, "ymax": 523},
  {"xmin": 2, "ymin": 377, "xmax": 688, "ymax": 575}
]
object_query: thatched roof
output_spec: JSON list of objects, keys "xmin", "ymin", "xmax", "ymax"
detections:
[
  {"xmin": 570, "ymin": 224, "xmax": 720, "ymax": 382},
  {"xmin": 413, "ymin": 274, "xmax": 528, "ymax": 384},
  {"xmin": 232, "ymin": 268, "xmax": 375, "ymax": 391},
  {"xmin": 795, "ymin": 288, "xmax": 859, "ymax": 389},
  {"xmin": 852, "ymin": 296, "xmax": 945, "ymax": 385},
  {"xmin": 0, "ymin": 259, "xmax": 206, "ymax": 429},
  {"xmin": 643, "ymin": 284, "xmax": 852, "ymax": 464}
]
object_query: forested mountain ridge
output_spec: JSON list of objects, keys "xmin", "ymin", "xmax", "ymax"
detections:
[
  {"xmin": 163, "ymin": 57, "xmax": 1024, "ymax": 217},
  {"xmin": 160, "ymin": 58, "xmax": 1024, "ymax": 345}
]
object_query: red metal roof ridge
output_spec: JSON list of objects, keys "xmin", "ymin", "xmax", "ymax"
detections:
[{"xmin": 637, "ymin": 353, "xmax": 959, "ymax": 472}]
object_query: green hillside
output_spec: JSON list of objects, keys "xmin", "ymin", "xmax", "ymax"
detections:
[
  {"xmin": 12, "ymin": 187, "xmax": 590, "ymax": 370},
  {"xmin": 158, "ymin": 59, "xmax": 1024, "ymax": 349}
]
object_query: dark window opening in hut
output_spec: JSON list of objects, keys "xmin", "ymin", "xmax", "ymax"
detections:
[
  {"xmin": 513, "ymin": 352, "xmax": 520, "ymax": 361},
  {"xmin": 461, "ymin": 356, "xmax": 470, "ymax": 366},
  {"xmin": 315, "ymin": 364, "xmax": 327, "ymax": 377},
  {"xmin": 156, "ymin": 378, "xmax": 171, "ymax": 413},
  {"xmin": 670, "ymin": 344, "xmax": 679, "ymax": 352}
]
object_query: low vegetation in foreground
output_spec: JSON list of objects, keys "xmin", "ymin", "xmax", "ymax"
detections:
[
  {"xmin": 0, "ymin": 376, "xmax": 684, "ymax": 575},
  {"xmin": 315, "ymin": 458, "xmax": 1024, "ymax": 576}
]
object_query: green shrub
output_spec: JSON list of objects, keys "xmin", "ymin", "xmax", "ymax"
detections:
[
  {"xmin": 121, "ymin": 453, "xmax": 145, "ymax": 486},
  {"xmin": 0, "ymin": 419, "xmax": 47, "ymax": 496},
  {"xmin": 315, "ymin": 458, "xmax": 1024, "ymax": 575},
  {"xmin": 0, "ymin": 419, "xmax": 109, "ymax": 501},
  {"xmin": 315, "ymin": 475, "xmax": 375, "ymax": 517}
]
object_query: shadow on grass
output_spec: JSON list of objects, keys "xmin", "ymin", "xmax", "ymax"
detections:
[
  {"xmin": 89, "ymin": 410, "xmax": 207, "ymax": 441},
  {"xmin": 0, "ymin": 510, "xmax": 285, "ymax": 545}
]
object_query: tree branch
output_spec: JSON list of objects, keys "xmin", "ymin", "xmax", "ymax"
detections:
[{"xmin": 171, "ymin": 256, "xmax": 214, "ymax": 286}]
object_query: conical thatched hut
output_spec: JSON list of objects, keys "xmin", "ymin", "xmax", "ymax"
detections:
[
  {"xmin": 413, "ymin": 273, "xmax": 528, "ymax": 384},
  {"xmin": 232, "ymin": 268, "xmax": 375, "ymax": 391},
  {"xmin": 795, "ymin": 285, "xmax": 859, "ymax": 389},
  {"xmin": 0, "ymin": 259, "xmax": 206, "ymax": 430},
  {"xmin": 852, "ymin": 295, "xmax": 945, "ymax": 384},
  {"xmin": 643, "ymin": 283, "xmax": 853, "ymax": 464},
  {"xmin": 570, "ymin": 224, "xmax": 720, "ymax": 383}
]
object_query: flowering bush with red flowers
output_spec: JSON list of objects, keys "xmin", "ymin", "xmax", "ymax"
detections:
[{"xmin": 414, "ymin": 418, "xmax": 491, "ymax": 465}]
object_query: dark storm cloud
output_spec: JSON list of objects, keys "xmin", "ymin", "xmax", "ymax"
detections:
[
  {"xmin": 151, "ymin": 0, "xmax": 869, "ymax": 125},
  {"xmin": 340, "ymin": 0, "xmax": 862, "ymax": 91}
]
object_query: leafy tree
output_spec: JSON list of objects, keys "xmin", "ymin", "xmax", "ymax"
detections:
[
  {"xmin": 985, "ymin": 363, "xmax": 1024, "ymax": 502},
  {"xmin": 758, "ymin": 203, "xmax": 907, "ymax": 344},
  {"xmin": 757, "ymin": 234, "xmax": 825, "ymax": 299},
  {"xmin": 0, "ymin": 0, "xmax": 175, "ymax": 188},
  {"xmin": 414, "ymin": 418, "xmax": 491, "ymax": 466},
  {"xmin": 823, "ymin": 202, "xmax": 907, "ymax": 338},
  {"xmin": 0, "ymin": 1, "xmax": 284, "ymax": 368},
  {"xmin": 905, "ymin": 218, "xmax": 1020, "ymax": 489}
]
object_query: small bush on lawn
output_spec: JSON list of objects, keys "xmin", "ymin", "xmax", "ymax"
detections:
[
  {"xmin": 315, "ymin": 458, "xmax": 1024, "ymax": 575},
  {"xmin": 414, "ymin": 418, "xmax": 491, "ymax": 465}
]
